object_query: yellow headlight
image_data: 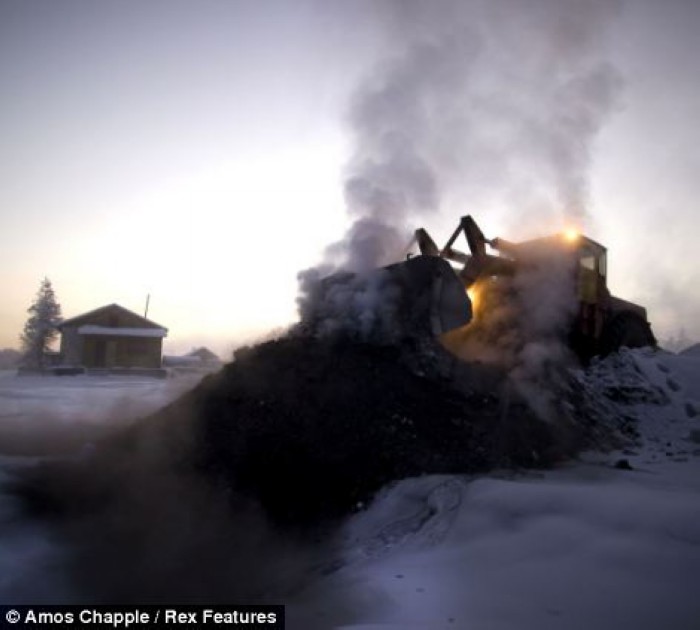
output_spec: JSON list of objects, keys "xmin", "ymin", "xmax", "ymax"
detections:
[{"xmin": 563, "ymin": 227, "xmax": 580, "ymax": 243}]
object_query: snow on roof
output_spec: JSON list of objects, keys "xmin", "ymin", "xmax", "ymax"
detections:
[
  {"xmin": 77, "ymin": 325, "xmax": 167, "ymax": 338},
  {"xmin": 59, "ymin": 303, "xmax": 167, "ymax": 330}
]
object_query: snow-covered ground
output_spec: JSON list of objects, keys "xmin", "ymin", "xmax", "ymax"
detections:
[
  {"xmin": 290, "ymin": 348, "xmax": 700, "ymax": 629},
  {"xmin": 0, "ymin": 370, "xmax": 204, "ymax": 457},
  {"xmin": 1, "ymin": 351, "xmax": 699, "ymax": 629},
  {"xmin": 0, "ymin": 370, "xmax": 203, "ymax": 425},
  {"xmin": 0, "ymin": 370, "xmax": 207, "ymax": 602}
]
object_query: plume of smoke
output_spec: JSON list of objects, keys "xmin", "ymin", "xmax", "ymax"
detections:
[
  {"xmin": 509, "ymin": 250, "xmax": 580, "ymax": 421},
  {"xmin": 297, "ymin": 265, "xmax": 401, "ymax": 343},
  {"xmin": 298, "ymin": 0, "xmax": 622, "ymax": 344}
]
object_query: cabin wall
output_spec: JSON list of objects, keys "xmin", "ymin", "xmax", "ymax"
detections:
[
  {"xmin": 59, "ymin": 326, "xmax": 84, "ymax": 365},
  {"xmin": 81, "ymin": 336, "xmax": 162, "ymax": 368}
]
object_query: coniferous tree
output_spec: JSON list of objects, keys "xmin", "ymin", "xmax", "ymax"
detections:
[{"xmin": 20, "ymin": 277, "xmax": 62, "ymax": 369}]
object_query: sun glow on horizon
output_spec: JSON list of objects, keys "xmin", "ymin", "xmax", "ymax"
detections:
[{"xmin": 0, "ymin": 144, "xmax": 349, "ymax": 353}]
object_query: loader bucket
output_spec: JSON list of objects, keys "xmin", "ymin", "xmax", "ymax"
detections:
[
  {"xmin": 383, "ymin": 255, "xmax": 472, "ymax": 338},
  {"xmin": 303, "ymin": 255, "xmax": 472, "ymax": 342}
]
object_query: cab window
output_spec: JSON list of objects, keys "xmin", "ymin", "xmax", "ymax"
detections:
[
  {"xmin": 578, "ymin": 249, "xmax": 597, "ymax": 303},
  {"xmin": 580, "ymin": 255, "xmax": 595, "ymax": 271},
  {"xmin": 598, "ymin": 252, "xmax": 607, "ymax": 278}
]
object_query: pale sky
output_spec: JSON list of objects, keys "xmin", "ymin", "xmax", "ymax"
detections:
[{"xmin": 1, "ymin": 0, "xmax": 698, "ymax": 356}]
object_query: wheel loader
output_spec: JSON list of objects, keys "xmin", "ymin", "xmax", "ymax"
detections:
[
  {"xmin": 410, "ymin": 215, "xmax": 656, "ymax": 361},
  {"xmin": 304, "ymin": 215, "xmax": 655, "ymax": 362}
]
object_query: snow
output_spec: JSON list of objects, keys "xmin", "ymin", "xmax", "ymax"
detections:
[
  {"xmin": 76, "ymin": 325, "xmax": 167, "ymax": 338},
  {"xmin": 0, "ymin": 372, "xmax": 203, "ymax": 457},
  {"xmin": 0, "ymin": 372, "xmax": 197, "ymax": 424},
  {"xmin": 1, "ymin": 349, "xmax": 699, "ymax": 629},
  {"xmin": 300, "ymin": 469, "xmax": 700, "ymax": 629},
  {"xmin": 680, "ymin": 343, "xmax": 700, "ymax": 357},
  {"xmin": 289, "ymin": 348, "xmax": 700, "ymax": 629},
  {"xmin": 0, "ymin": 371, "xmax": 209, "ymax": 600}
]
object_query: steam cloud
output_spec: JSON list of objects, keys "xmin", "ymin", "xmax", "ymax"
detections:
[
  {"xmin": 298, "ymin": 0, "xmax": 623, "ymax": 403},
  {"xmin": 301, "ymin": 0, "xmax": 621, "ymax": 279}
]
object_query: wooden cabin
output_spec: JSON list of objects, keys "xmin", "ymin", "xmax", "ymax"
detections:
[{"xmin": 58, "ymin": 303, "xmax": 168, "ymax": 369}]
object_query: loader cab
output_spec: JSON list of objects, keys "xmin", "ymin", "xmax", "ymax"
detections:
[
  {"xmin": 497, "ymin": 232, "xmax": 608, "ymax": 301},
  {"xmin": 564, "ymin": 235, "xmax": 613, "ymax": 359},
  {"xmin": 512, "ymin": 232, "xmax": 612, "ymax": 358}
]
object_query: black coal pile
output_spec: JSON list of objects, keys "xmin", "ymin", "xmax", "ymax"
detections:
[
  {"xmin": 188, "ymin": 335, "xmax": 561, "ymax": 526},
  {"xmin": 7, "ymin": 332, "xmax": 586, "ymax": 604},
  {"xmin": 16, "ymin": 334, "xmax": 569, "ymax": 532}
]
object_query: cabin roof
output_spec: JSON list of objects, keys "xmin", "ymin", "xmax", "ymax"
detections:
[{"xmin": 58, "ymin": 303, "xmax": 167, "ymax": 331}]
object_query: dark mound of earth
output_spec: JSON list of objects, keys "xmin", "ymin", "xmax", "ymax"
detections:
[{"xmin": 17, "ymin": 335, "xmax": 570, "ymax": 528}]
